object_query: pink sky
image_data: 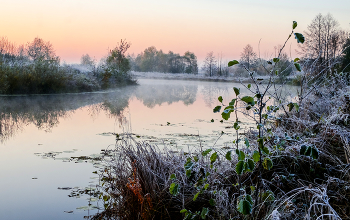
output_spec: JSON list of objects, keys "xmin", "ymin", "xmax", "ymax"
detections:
[{"xmin": 1, "ymin": 0, "xmax": 349, "ymax": 63}]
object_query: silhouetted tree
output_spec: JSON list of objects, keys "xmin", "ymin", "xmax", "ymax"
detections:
[
  {"xmin": 26, "ymin": 37, "xmax": 57, "ymax": 61},
  {"xmin": 203, "ymin": 51, "xmax": 217, "ymax": 77},
  {"xmin": 298, "ymin": 13, "xmax": 348, "ymax": 73},
  {"xmin": 240, "ymin": 44, "xmax": 257, "ymax": 70}
]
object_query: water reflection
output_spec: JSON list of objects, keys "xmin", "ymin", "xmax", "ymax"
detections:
[
  {"xmin": 134, "ymin": 80, "xmax": 197, "ymax": 108},
  {"xmin": 0, "ymin": 80, "xmax": 199, "ymax": 142}
]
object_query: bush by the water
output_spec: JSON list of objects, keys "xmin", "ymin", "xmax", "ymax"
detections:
[{"xmin": 0, "ymin": 37, "xmax": 136, "ymax": 94}]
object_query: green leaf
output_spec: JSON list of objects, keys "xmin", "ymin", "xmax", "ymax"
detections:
[
  {"xmin": 293, "ymin": 21, "xmax": 297, "ymax": 29},
  {"xmin": 210, "ymin": 152, "xmax": 218, "ymax": 164},
  {"xmin": 294, "ymin": 33, "xmax": 305, "ymax": 44},
  {"xmin": 204, "ymin": 184, "xmax": 209, "ymax": 190},
  {"xmin": 210, "ymin": 119, "xmax": 214, "ymax": 122},
  {"xmin": 261, "ymin": 147, "xmax": 270, "ymax": 155},
  {"xmin": 193, "ymin": 191, "xmax": 200, "ymax": 201},
  {"xmin": 263, "ymin": 157, "xmax": 273, "ymax": 170},
  {"xmin": 213, "ymin": 105, "xmax": 221, "ymax": 113},
  {"xmin": 244, "ymin": 138, "xmax": 250, "ymax": 148},
  {"xmin": 293, "ymin": 103, "xmax": 299, "ymax": 112},
  {"xmin": 234, "ymin": 122, "xmax": 240, "ymax": 130},
  {"xmin": 170, "ymin": 174, "xmax": 176, "ymax": 180},
  {"xmin": 201, "ymin": 207, "xmax": 209, "ymax": 219},
  {"xmin": 261, "ymin": 190, "xmax": 275, "ymax": 202},
  {"xmin": 169, "ymin": 183, "xmax": 179, "ymax": 196},
  {"xmin": 225, "ymin": 151, "xmax": 232, "ymax": 161},
  {"xmin": 305, "ymin": 146, "xmax": 312, "ymax": 156},
  {"xmin": 237, "ymin": 150, "xmax": 245, "ymax": 161},
  {"xmin": 202, "ymin": 149, "xmax": 212, "ymax": 156},
  {"xmin": 257, "ymin": 138, "xmax": 264, "ymax": 149},
  {"xmin": 224, "ymin": 105, "xmax": 234, "ymax": 111},
  {"xmin": 221, "ymin": 109, "xmax": 233, "ymax": 120},
  {"xmin": 310, "ymin": 147, "xmax": 319, "ymax": 159},
  {"xmin": 186, "ymin": 169, "xmax": 192, "ymax": 178},
  {"xmin": 236, "ymin": 160, "xmax": 245, "ymax": 175},
  {"xmin": 233, "ymin": 87, "xmax": 240, "ymax": 96},
  {"xmin": 209, "ymin": 198, "xmax": 215, "ymax": 206},
  {"xmin": 255, "ymin": 93, "xmax": 262, "ymax": 99},
  {"xmin": 229, "ymin": 99, "xmax": 236, "ymax": 106},
  {"xmin": 252, "ymin": 150, "xmax": 260, "ymax": 162},
  {"xmin": 180, "ymin": 209, "xmax": 188, "ymax": 214},
  {"xmin": 247, "ymin": 84, "xmax": 251, "ymax": 89},
  {"xmin": 294, "ymin": 63, "xmax": 301, "ymax": 71},
  {"xmin": 184, "ymin": 158, "xmax": 193, "ymax": 170},
  {"xmin": 273, "ymin": 58, "xmax": 280, "ymax": 63},
  {"xmin": 287, "ymin": 102, "xmax": 294, "ymax": 111},
  {"xmin": 246, "ymin": 194, "xmax": 254, "ymax": 205},
  {"xmin": 237, "ymin": 199, "xmax": 252, "ymax": 215},
  {"xmin": 218, "ymin": 96, "xmax": 223, "ymax": 103},
  {"xmin": 241, "ymin": 96, "xmax": 255, "ymax": 106},
  {"xmin": 228, "ymin": 60, "xmax": 239, "ymax": 67},
  {"xmin": 294, "ymin": 57, "xmax": 300, "ymax": 62},
  {"xmin": 247, "ymin": 159, "xmax": 255, "ymax": 171}
]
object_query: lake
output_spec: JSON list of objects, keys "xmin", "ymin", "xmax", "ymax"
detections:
[{"xmin": 0, "ymin": 78, "xmax": 298, "ymax": 219}]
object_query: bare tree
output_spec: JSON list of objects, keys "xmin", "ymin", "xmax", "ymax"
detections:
[
  {"xmin": 240, "ymin": 44, "xmax": 257, "ymax": 70},
  {"xmin": 26, "ymin": 37, "xmax": 57, "ymax": 61},
  {"xmin": 80, "ymin": 54, "xmax": 96, "ymax": 66},
  {"xmin": 298, "ymin": 13, "xmax": 348, "ymax": 72},
  {"xmin": 0, "ymin": 37, "xmax": 17, "ymax": 55},
  {"xmin": 202, "ymin": 51, "xmax": 217, "ymax": 77}
]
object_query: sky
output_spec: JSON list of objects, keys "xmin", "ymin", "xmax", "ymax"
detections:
[{"xmin": 1, "ymin": 0, "xmax": 349, "ymax": 64}]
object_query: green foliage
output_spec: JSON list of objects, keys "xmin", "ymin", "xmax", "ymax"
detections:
[
  {"xmin": 294, "ymin": 33, "xmax": 305, "ymax": 44},
  {"xmin": 294, "ymin": 63, "xmax": 301, "ymax": 71},
  {"xmin": 225, "ymin": 151, "xmax": 232, "ymax": 161},
  {"xmin": 202, "ymin": 149, "xmax": 212, "ymax": 157},
  {"xmin": 236, "ymin": 161, "xmax": 245, "ymax": 175},
  {"xmin": 237, "ymin": 195, "xmax": 253, "ymax": 215},
  {"xmin": 263, "ymin": 157, "xmax": 273, "ymax": 170},
  {"xmin": 241, "ymin": 96, "xmax": 255, "ymax": 106},
  {"xmin": 300, "ymin": 145, "xmax": 319, "ymax": 159},
  {"xmin": 210, "ymin": 152, "xmax": 218, "ymax": 164},
  {"xmin": 170, "ymin": 182, "xmax": 179, "ymax": 196},
  {"xmin": 233, "ymin": 87, "xmax": 240, "ymax": 96},
  {"xmin": 293, "ymin": 21, "xmax": 298, "ymax": 29},
  {"xmin": 218, "ymin": 96, "xmax": 223, "ymax": 103},
  {"xmin": 252, "ymin": 151, "xmax": 260, "ymax": 162},
  {"xmin": 228, "ymin": 60, "xmax": 239, "ymax": 66},
  {"xmin": 213, "ymin": 106, "xmax": 221, "ymax": 113},
  {"xmin": 221, "ymin": 109, "xmax": 233, "ymax": 120}
]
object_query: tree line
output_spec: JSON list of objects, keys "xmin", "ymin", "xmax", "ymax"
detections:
[
  {"xmin": 0, "ymin": 37, "xmax": 135, "ymax": 94},
  {"xmin": 201, "ymin": 13, "xmax": 349, "ymax": 80},
  {"xmin": 128, "ymin": 46, "xmax": 198, "ymax": 74}
]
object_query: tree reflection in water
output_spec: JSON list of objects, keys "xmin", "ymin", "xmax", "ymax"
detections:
[{"xmin": 0, "ymin": 80, "xmax": 199, "ymax": 142}]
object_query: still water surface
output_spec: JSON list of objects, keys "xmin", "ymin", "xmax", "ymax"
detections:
[{"xmin": 0, "ymin": 79, "xmax": 298, "ymax": 219}]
